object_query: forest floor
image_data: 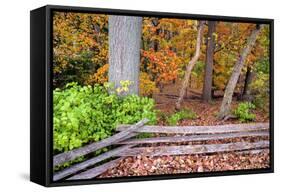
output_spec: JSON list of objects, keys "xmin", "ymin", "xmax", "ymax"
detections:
[{"xmin": 99, "ymin": 82, "xmax": 270, "ymax": 178}]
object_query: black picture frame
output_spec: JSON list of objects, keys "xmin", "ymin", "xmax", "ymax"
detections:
[{"xmin": 30, "ymin": 4, "xmax": 274, "ymax": 187}]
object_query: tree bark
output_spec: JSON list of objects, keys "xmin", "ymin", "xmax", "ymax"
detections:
[
  {"xmin": 108, "ymin": 16, "xmax": 143, "ymax": 95},
  {"xmin": 217, "ymin": 25, "xmax": 263, "ymax": 119},
  {"xmin": 149, "ymin": 18, "xmax": 160, "ymax": 51},
  {"xmin": 241, "ymin": 65, "xmax": 255, "ymax": 100},
  {"xmin": 203, "ymin": 21, "xmax": 216, "ymax": 102},
  {"xmin": 175, "ymin": 21, "xmax": 205, "ymax": 110}
]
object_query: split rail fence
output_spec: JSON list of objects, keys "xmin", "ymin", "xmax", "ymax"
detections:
[{"xmin": 53, "ymin": 119, "xmax": 269, "ymax": 181}]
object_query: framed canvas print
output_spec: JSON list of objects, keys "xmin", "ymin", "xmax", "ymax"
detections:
[{"xmin": 30, "ymin": 5, "xmax": 274, "ymax": 187}]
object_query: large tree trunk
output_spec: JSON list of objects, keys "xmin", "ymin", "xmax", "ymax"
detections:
[
  {"xmin": 175, "ymin": 21, "xmax": 205, "ymax": 110},
  {"xmin": 217, "ymin": 25, "xmax": 263, "ymax": 119},
  {"xmin": 108, "ymin": 16, "xmax": 143, "ymax": 95},
  {"xmin": 203, "ymin": 21, "xmax": 216, "ymax": 102}
]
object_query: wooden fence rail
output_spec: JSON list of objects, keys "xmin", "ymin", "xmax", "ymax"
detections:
[
  {"xmin": 53, "ymin": 119, "xmax": 148, "ymax": 167},
  {"xmin": 118, "ymin": 140, "xmax": 269, "ymax": 157},
  {"xmin": 53, "ymin": 144, "xmax": 135, "ymax": 181},
  {"xmin": 117, "ymin": 123, "xmax": 269, "ymax": 134},
  {"xmin": 53, "ymin": 120, "xmax": 269, "ymax": 181},
  {"xmin": 118, "ymin": 131, "xmax": 269, "ymax": 145}
]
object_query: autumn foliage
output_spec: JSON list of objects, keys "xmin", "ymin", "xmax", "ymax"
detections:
[
  {"xmin": 53, "ymin": 12, "xmax": 108, "ymax": 87},
  {"xmin": 53, "ymin": 13, "xmax": 269, "ymax": 98},
  {"xmin": 141, "ymin": 49, "xmax": 181, "ymax": 89},
  {"xmin": 52, "ymin": 11, "xmax": 271, "ymax": 177},
  {"xmin": 85, "ymin": 63, "xmax": 109, "ymax": 85},
  {"xmin": 53, "ymin": 12, "xmax": 270, "ymax": 112}
]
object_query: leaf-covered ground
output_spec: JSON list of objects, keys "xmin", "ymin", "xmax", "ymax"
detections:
[
  {"xmin": 99, "ymin": 136, "xmax": 269, "ymax": 178},
  {"xmin": 154, "ymin": 83, "xmax": 269, "ymax": 125},
  {"xmin": 99, "ymin": 85, "xmax": 270, "ymax": 178},
  {"xmin": 99, "ymin": 151, "xmax": 269, "ymax": 178}
]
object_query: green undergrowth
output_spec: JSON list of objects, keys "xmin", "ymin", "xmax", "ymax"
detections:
[{"xmin": 53, "ymin": 82, "xmax": 157, "ymax": 155}]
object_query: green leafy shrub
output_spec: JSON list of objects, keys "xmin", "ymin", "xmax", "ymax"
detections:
[
  {"xmin": 53, "ymin": 82, "xmax": 157, "ymax": 153},
  {"xmin": 234, "ymin": 102, "xmax": 256, "ymax": 122},
  {"xmin": 136, "ymin": 132, "xmax": 153, "ymax": 139},
  {"xmin": 250, "ymin": 58, "xmax": 269, "ymax": 112},
  {"xmin": 157, "ymin": 110, "xmax": 167, "ymax": 123},
  {"xmin": 167, "ymin": 109, "xmax": 197, "ymax": 126},
  {"xmin": 251, "ymin": 73, "xmax": 269, "ymax": 112}
]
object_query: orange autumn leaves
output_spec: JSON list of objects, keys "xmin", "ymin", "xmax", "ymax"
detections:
[
  {"xmin": 53, "ymin": 12, "xmax": 108, "ymax": 87},
  {"xmin": 142, "ymin": 49, "xmax": 181, "ymax": 88},
  {"xmin": 53, "ymin": 12, "xmax": 269, "ymax": 97},
  {"xmin": 53, "ymin": 13, "xmax": 194, "ymax": 95},
  {"xmin": 86, "ymin": 64, "xmax": 109, "ymax": 85},
  {"xmin": 89, "ymin": 49, "xmax": 181, "ymax": 96},
  {"xmin": 91, "ymin": 49, "xmax": 181, "ymax": 96},
  {"xmin": 212, "ymin": 22, "xmax": 268, "ymax": 91}
]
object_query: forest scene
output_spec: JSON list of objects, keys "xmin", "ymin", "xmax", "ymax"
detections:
[{"xmin": 52, "ymin": 11, "xmax": 270, "ymax": 181}]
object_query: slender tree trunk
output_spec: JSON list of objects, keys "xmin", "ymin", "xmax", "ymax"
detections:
[
  {"xmin": 175, "ymin": 21, "xmax": 205, "ymax": 110},
  {"xmin": 218, "ymin": 25, "xmax": 263, "ymax": 119},
  {"xmin": 108, "ymin": 16, "xmax": 143, "ymax": 95},
  {"xmin": 153, "ymin": 30, "xmax": 160, "ymax": 52},
  {"xmin": 241, "ymin": 66, "xmax": 255, "ymax": 100},
  {"xmin": 150, "ymin": 18, "xmax": 160, "ymax": 51},
  {"xmin": 203, "ymin": 21, "xmax": 216, "ymax": 102},
  {"xmin": 211, "ymin": 77, "xmax": 215, "ymax": 97}
]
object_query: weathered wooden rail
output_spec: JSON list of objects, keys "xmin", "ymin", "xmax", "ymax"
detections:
[{"xmin": 53, "ymin": 120, "xmax": 269, "ymax": 181}]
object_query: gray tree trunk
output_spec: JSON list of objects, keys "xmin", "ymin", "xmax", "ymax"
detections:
[
  {"xmin": 175, "ymin": 21, "xmax": 205, "ymax": 110},
  {"xmin": 108, "ymin": 16, "xmax": 143, "ymax": 95},
  {"xmin": 203, "ymin": 21, "xmax": 216, "ymax": 102},
  {"xmin": 218, "ymin": 25, "xmax": 263, "ymax": 119}
]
